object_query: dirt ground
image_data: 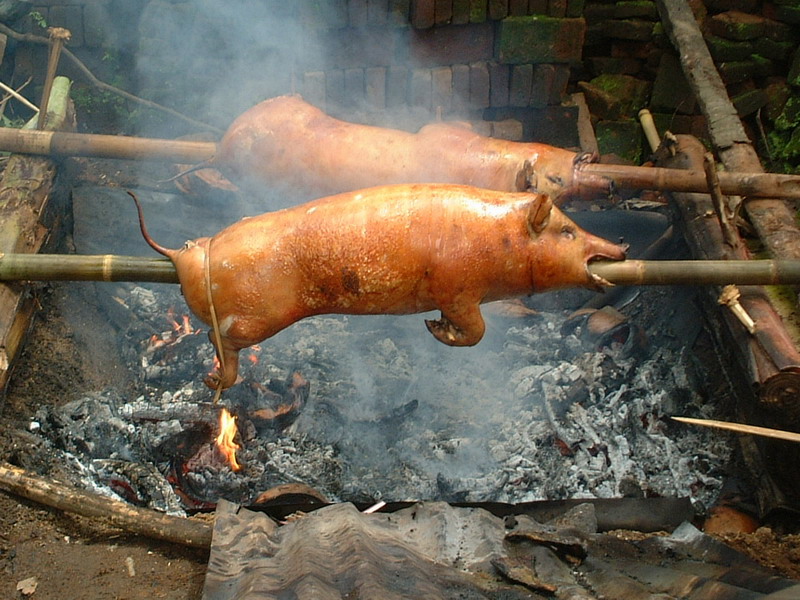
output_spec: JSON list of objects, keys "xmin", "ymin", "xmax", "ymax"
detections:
[{"xmin": 1, "ymin": 160, "xmax": 799, "ymax": 598}]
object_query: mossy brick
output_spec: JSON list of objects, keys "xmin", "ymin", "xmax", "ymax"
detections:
[
  {"xmin": 453, "ymin": 0, "xmax": 471, "ymax": 23},
  {"xmin": 548, "ymin": 0, "xmax": 568, "ymax": 17},
  {"xmin": 583, "ymin": 3, "xmax": 616, "ymax": 25},
  {"xmin": 566, "ymin": 0, "xmax": 585, "ymax": 18},
  {"xmin": 489, "ymin": 0, "xmax": 508, "ymax": 20},
  {"xmin": 509, "ymin": 0, "xmax": 528, "ymax": 16},
  {"xmin": 595, "ymin": 119, "xmax": 643, "ymax": 163},
  {"xmin": 708, "ymin": 10, "xmax": 766, "ymax": 40},
  {"xmin": 774, "ymin": 5, "xmax": 800, "ymax": 26},
  {"xmin": 754, "ymin": 37, "xmax": 795, "ymax": 61},
  {"xmin": 719, "ymin": 57, "xmax": 775, "ymax": 85},
  {"xmin": 602, "ymin": 18, "xmax": 656, "ymax": 41},
  {"xmin": 578, "ymin": 73, "xmax": 651, "ymax": 120},
  {"xmin": 651, "ymin": 53, "xmax": 696, "ymax": 114},
  {"xmin": 497, "ymin": 15, "xmax": 585, "ymax": 64},
  {"xmin": 704, "ymin": 35, "xmax": 754, "ymax": 62},
  {"xmin": 764, "ymin": 80, "xmax": 791, "ymax": 122},
  {"xmin": 587, "ymin": 56, "xmax": 643, "ymax": 76},
  {"xmin": 732, "ymin": 87, "xmax": 768, "ymax": 117},
  {"xmin": 705, "ymin": 0, "xmax": 758, "ymax": 12},
  {"xmin": 614, "ymin": 1, "xmax": 657, "ymax": 20},
  {"xmin": 348, "ymin": 0, "xmax": 369, "ymax": 27},
  {"xmin": 775, "ymin": 95, "xmax": 800, "ymax": 131},
  {"xmin": 790, "ymin": 47, "xmax": 800, "ymax": 87},
  {"xmin": 549, "ymin": 64, "xmax": 570, "ymax": 103},
  {"xmin": 470, "ymin": 0, "xmax": 487, "ymax": 22},
  {"xmin": 368, "ymin": 0, "xmax": 389, "ymax": 25}
]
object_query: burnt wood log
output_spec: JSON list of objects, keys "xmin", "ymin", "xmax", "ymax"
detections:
[
  {"xmin": 662, "ymin": 134, "xmax": 800, "ymax": 522},
  {"xmin": 656, "ymin": 0, "xmax": 800, "ymax": 261},
  {"xmin": 0, "ymin": 462, "xmax": 212, "ymax": 548},
  {"xmin": 0, "ymin": 76, "xmax": 72, "ymax": 395}
]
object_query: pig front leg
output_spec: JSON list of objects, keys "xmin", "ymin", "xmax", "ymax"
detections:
[{"xmin": 424, "ymin": 302, "xmax": 486, "ymax": 346}]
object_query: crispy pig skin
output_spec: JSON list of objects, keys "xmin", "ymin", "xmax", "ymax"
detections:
[
  {"xmin": 212, "ymin": 94, "xmax": 590, "ymax": 201},
  {"xmin": 136, "ymin": 184, "xmax": 625, "ymax": 389}
]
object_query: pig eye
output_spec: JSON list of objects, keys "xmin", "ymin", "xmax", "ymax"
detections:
[{"xmin": 561, "ymin": 225, "xmax": 576, "ymax": 240}]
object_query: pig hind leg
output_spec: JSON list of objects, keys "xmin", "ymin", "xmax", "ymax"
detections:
[
  {"xmin": 204, "ymin": 337, "xmax": 242, "ymax": 390},
  {"xmin": 425, "ymin": 302, "xmax": 486, "ymax": 346}
]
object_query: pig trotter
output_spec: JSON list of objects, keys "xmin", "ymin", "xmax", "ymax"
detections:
[
  {"xmin": 204, "ymin": 337, "xmax": 242, "ymax": 390},
  {"xmin": 424, "ymin": 304, "xmax": 486, "ymax": 346}
]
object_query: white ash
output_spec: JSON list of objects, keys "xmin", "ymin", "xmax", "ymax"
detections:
[{"xmin": 31, "ymin": 283, "xmax": 734, "ymax": 513}]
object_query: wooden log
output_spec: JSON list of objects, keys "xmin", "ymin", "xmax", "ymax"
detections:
[
  {"xmin": 0, "ymin": 462, "xmax": 212, "ymax": 549},
  {"xmin": 0, "ymin": 76, "xmax": 72, "ymax": 395},
  {"xmin": 656, "ymin": 0, "xmax": 800, "ymax": 261}
]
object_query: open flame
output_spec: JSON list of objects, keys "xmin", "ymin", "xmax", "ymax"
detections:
[{"xmin": 215, "ymin": 407, "xmax": 242, "ymax": 471}]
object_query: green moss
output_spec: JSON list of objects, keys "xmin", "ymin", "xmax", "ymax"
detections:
[{"xmin": 775, "ymin": 95, "xmax": 800, "ymax": 131}]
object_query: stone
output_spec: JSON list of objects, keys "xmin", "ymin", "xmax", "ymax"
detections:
[{"xmin": 578, "ymin": 73, "xmax": 651, "ymax": 120}]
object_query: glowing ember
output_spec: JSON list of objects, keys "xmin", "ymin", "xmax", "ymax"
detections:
[{"xmin": 215, "ymin": 408, "xmax": 242, "ymax": 471}]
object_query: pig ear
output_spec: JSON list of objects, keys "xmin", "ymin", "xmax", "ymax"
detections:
[
  {"xmin": 515, "ymin": 159, "xmax": 537, "ymax": 192},
  {"xmin": 528, "ymin": 194, "xmax": 553, "ymax": 234}
]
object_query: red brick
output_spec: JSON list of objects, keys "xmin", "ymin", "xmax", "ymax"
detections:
[
  {"xmin": 409, "ymin": 22, "xmax": 494, "ymax": 67},
  {"xmin": 365, "ymin": 67, "xmax": 387, "ymax": 109},
  {"xmin": 452, "ymin": 64, "xmax": 471, "ymax": 113},
  {"xmin": 386, "ymin": 66, "xmax": 409, "ymax": 107},
  {"xmin": 410, "ymin": 68, "xmax": 433, "ymax": 109},
  {"xmin": 389, "ymin": 0, "xmax": 412, "ymax": 25},
  {"xmin": 349, "ymin": 0, "xmax": 369, "ymax": 27},
  {"xmin": 344, "ymin": 68, "xmax": 366, "ymax": 106},
  {"xmin": 549, "ymin": 64, "xmax": 570, "ymax": 103},
  {"xmin": 432, "ymin": 66, "xmax": 454, "ymax": 113},
  {"xmin": 509, "ymin": 0, "xmax": 528, "ymax": 16},
  {"xmin": 368, "ymin": 0, "xmax": 389, "ymax": 25},
  {"xmin": 529, "ymin": 0, "xmax": 548, "ymax": 14},
  {"xmin": 411, "ymin": 0, "xmax": 436, "ymax": 28},
  {"xmin": 489, "ymin": 61, "xmax": 510, "ymax": 106},
  {"xmin": 435, "ymin": 0, "xmax": 453, "ymax": 24},
  {"xmin": 509, "ymin": 64, "xmax": 533, "ymax": 106},
  {"xmin": 469, "ymin": 61, "xmax": 491, "ymax": 109},
  {"xmin": 302, "ymin": 71, "xmax": 327, "ymax": 110},
  {"xmin": 530, "ymin": 63, "xmax": 555, "ymax": 107},
  {"xmin": 491, "ymin": 118, "xmax": 524, "ymax": 140},
  {"xmin": 326, "ymin": 69, "xmax": 346, "ymax": 108},
  {"xmin": 308, "ymin": 28, "xmax": 402, "ymax": 70}
]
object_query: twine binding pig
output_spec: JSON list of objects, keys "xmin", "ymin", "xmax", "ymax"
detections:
[{"xmin": 130, "ymin": 185, "xmax": 626, "ymax": 390}]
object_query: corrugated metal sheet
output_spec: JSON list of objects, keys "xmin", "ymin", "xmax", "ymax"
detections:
[{"xmin": 202, "ymin": 500, "xmax": 800, "ymax": 600}]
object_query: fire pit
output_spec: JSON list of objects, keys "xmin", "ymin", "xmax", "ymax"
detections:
[{"xmin": 18, "ymin": 183, "xmax": 735, "ymax": 517}]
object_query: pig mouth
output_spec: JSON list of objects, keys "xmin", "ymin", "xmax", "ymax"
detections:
[{"xmin": 586, "ymin": 248, "xmax": 626, "ymax": 289}]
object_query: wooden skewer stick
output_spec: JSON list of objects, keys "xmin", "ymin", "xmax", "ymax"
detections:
[
  {"xmin": 3, "ymin": 254, "xmax": 800, "ymax": 287},
  {"xmin": 36, "ymin": 27, "xmax": 70, "ymax": 130},
  {"xmin": 672, "ymin": 416, "xmax": 800, "ymax": 444}
]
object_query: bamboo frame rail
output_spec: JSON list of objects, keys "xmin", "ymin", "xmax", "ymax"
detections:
[{"xmin": 1, "ymin": 127, "xmax": 800, "ymax": 200}]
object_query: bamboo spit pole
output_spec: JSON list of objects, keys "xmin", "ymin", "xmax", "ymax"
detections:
[
  {"xmin": 0, "ymin": 127, "xmax": 800, "ymax": 200},
  {"xmin": 3, "ymin": 253, "xmax": 800, "ymax": 287}
]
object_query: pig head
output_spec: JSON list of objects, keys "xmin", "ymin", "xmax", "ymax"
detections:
[{"xmin": 133, "ymin": 184, "xmax": 626, "ymax": 390}]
